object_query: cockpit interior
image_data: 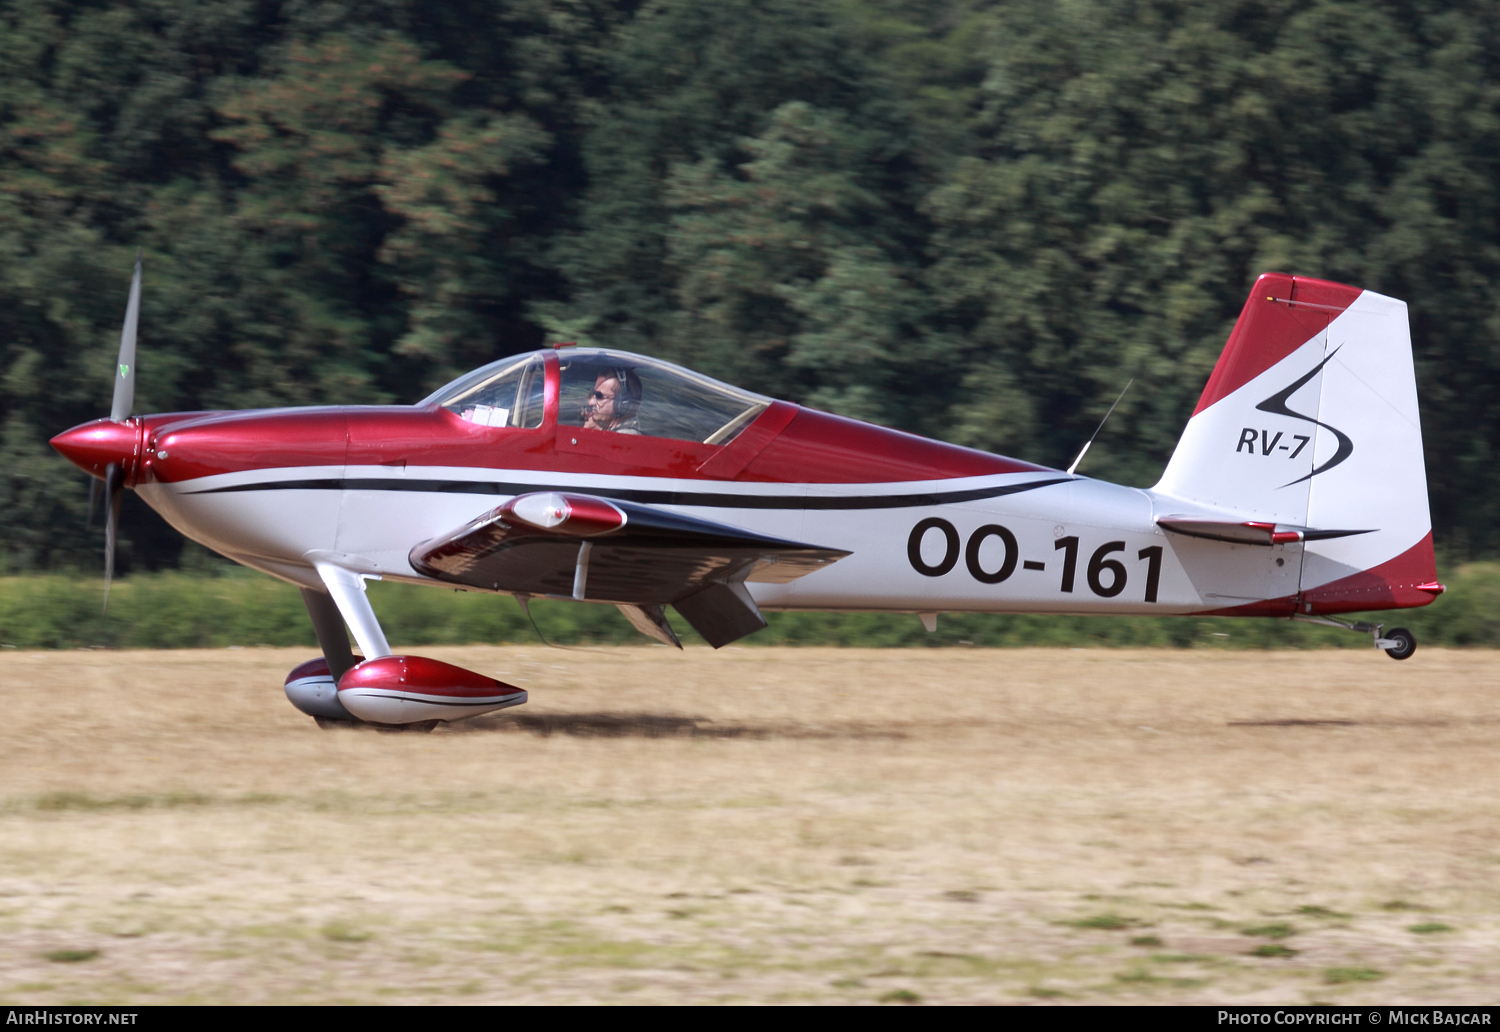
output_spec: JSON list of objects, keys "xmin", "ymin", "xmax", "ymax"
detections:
[{"xmin": 425, "ymin": 348, "xmax": 770, "ymax": 447}]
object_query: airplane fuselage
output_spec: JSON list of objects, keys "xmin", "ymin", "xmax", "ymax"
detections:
[{"xmin": 127, "ymin": 402, "xmax": 1293, "ymax": 620}]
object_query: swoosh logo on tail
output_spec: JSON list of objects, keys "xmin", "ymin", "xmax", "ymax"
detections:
[{"xmin": 1255, "ymin": 346, "xmax": 1352, "ymax": 486}]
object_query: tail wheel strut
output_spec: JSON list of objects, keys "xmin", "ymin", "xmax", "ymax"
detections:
[{"xmin": 1293, "ymin": 614, "xmax": 1417, "ymax": 660}]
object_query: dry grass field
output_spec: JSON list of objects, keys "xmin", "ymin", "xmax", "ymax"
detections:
[{"xmin": 1, "ymin": 644, "xmax": 1497, "ymax": 1005}]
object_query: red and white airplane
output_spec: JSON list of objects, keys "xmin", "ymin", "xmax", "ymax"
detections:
[{"xmin": 52, "ymin": 264, "xmax": 1443, "ymax": 729}]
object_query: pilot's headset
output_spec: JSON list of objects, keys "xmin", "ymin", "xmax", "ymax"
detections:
[{"xmin": 610, "ymin": 366, "xmax": 643, "ymax": 421}]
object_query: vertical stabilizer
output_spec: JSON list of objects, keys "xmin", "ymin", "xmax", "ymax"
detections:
[{"xmin": 1153, "ymin": 273, "xmax": 1438, "ymax": 614}]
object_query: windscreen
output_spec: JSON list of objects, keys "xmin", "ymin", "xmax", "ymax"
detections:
[{"xmin": 425, "ymin": 355, "xmax": 546, "ymax": 429}]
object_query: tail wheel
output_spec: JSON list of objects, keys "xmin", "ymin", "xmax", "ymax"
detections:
[{"xmin": 1384, "ymin": 627, "xmax": 1416, "ymax": 660}]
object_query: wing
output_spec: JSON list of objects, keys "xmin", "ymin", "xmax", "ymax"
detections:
[{"xmin": 409, "ymin": 491, "xmax": 850, "ymax": 647}]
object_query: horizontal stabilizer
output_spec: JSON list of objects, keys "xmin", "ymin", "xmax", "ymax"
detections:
[{"xmin": 1157, "ymin": 516, "xmax": 1374, "ymax": 546}]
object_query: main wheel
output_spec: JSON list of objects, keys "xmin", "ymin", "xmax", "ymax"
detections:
[{"xmin": 1384, "ymin": 627, "xmax": 1416, "ymax": 660}]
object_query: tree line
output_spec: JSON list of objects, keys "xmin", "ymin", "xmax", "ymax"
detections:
[{"xmin": 3, "ymin": 0, "xmax": 1498, "ymax": 571}]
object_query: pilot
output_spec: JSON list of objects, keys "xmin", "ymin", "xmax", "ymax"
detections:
[{"xmin": 581, "ymin": 368, "xmax": 643, "ymax": 434}]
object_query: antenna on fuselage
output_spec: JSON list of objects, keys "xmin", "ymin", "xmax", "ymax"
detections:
[{"xmin": 1066, "ymin": 379, "xmax": 1133, "ymax": 476}]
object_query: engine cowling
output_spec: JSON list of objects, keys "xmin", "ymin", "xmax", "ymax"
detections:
[{"xmin": 336, "ymin": 655, "xmax": 527, "ymax": 724}]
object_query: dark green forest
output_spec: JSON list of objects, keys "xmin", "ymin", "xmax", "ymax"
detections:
[{"xmin": 5, "ymin": 0, "xmax": 1500, "ymax": 572}]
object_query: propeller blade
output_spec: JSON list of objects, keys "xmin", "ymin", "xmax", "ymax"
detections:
[
  {"xmin": 110, "ymin": 251, "xmax": 141, "ymax": 423},
  {"xmin": 103, "ymin": 462, "xmax": 122, "ymax": 611}
]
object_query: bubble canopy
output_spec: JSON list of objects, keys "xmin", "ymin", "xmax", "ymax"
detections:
[{"xmin": 423, "ymin": 348, "xmax": 771, "ymax": 446}]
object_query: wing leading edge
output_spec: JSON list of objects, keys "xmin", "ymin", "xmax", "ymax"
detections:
[{"xmin": 409, "ymin": 491, "xmax": 850, "ymax": 647}]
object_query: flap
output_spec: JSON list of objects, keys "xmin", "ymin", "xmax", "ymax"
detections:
[{"xmin": 410, "ymin": 491, "xmax": 849, "ymax": 605}]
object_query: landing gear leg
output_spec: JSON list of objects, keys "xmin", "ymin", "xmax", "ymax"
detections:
[
  {"xmin": 1294, "ymin": 614, "xmax": 1417, "ymax": 660},
  {"xmin": 301, "ymin": 587, "xmax": 358, "ymax": 682},
  {"xmin": 299, "ymin": 587, "xmax": 363, "ymax": 726}
]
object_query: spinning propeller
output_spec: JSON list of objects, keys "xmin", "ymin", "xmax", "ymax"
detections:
[
  {"xmin": 51, "ymin": 252, "xmax": 143, "ymax": 609},
  {"xmin": 102, "ymin": 252, "xmax": 141, "ymax": 604}
]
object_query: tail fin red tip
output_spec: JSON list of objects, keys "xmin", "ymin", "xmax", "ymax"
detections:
[{"xmin": 1194, "ymin": 273, "xmax": 1362, "ymax": 416}]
